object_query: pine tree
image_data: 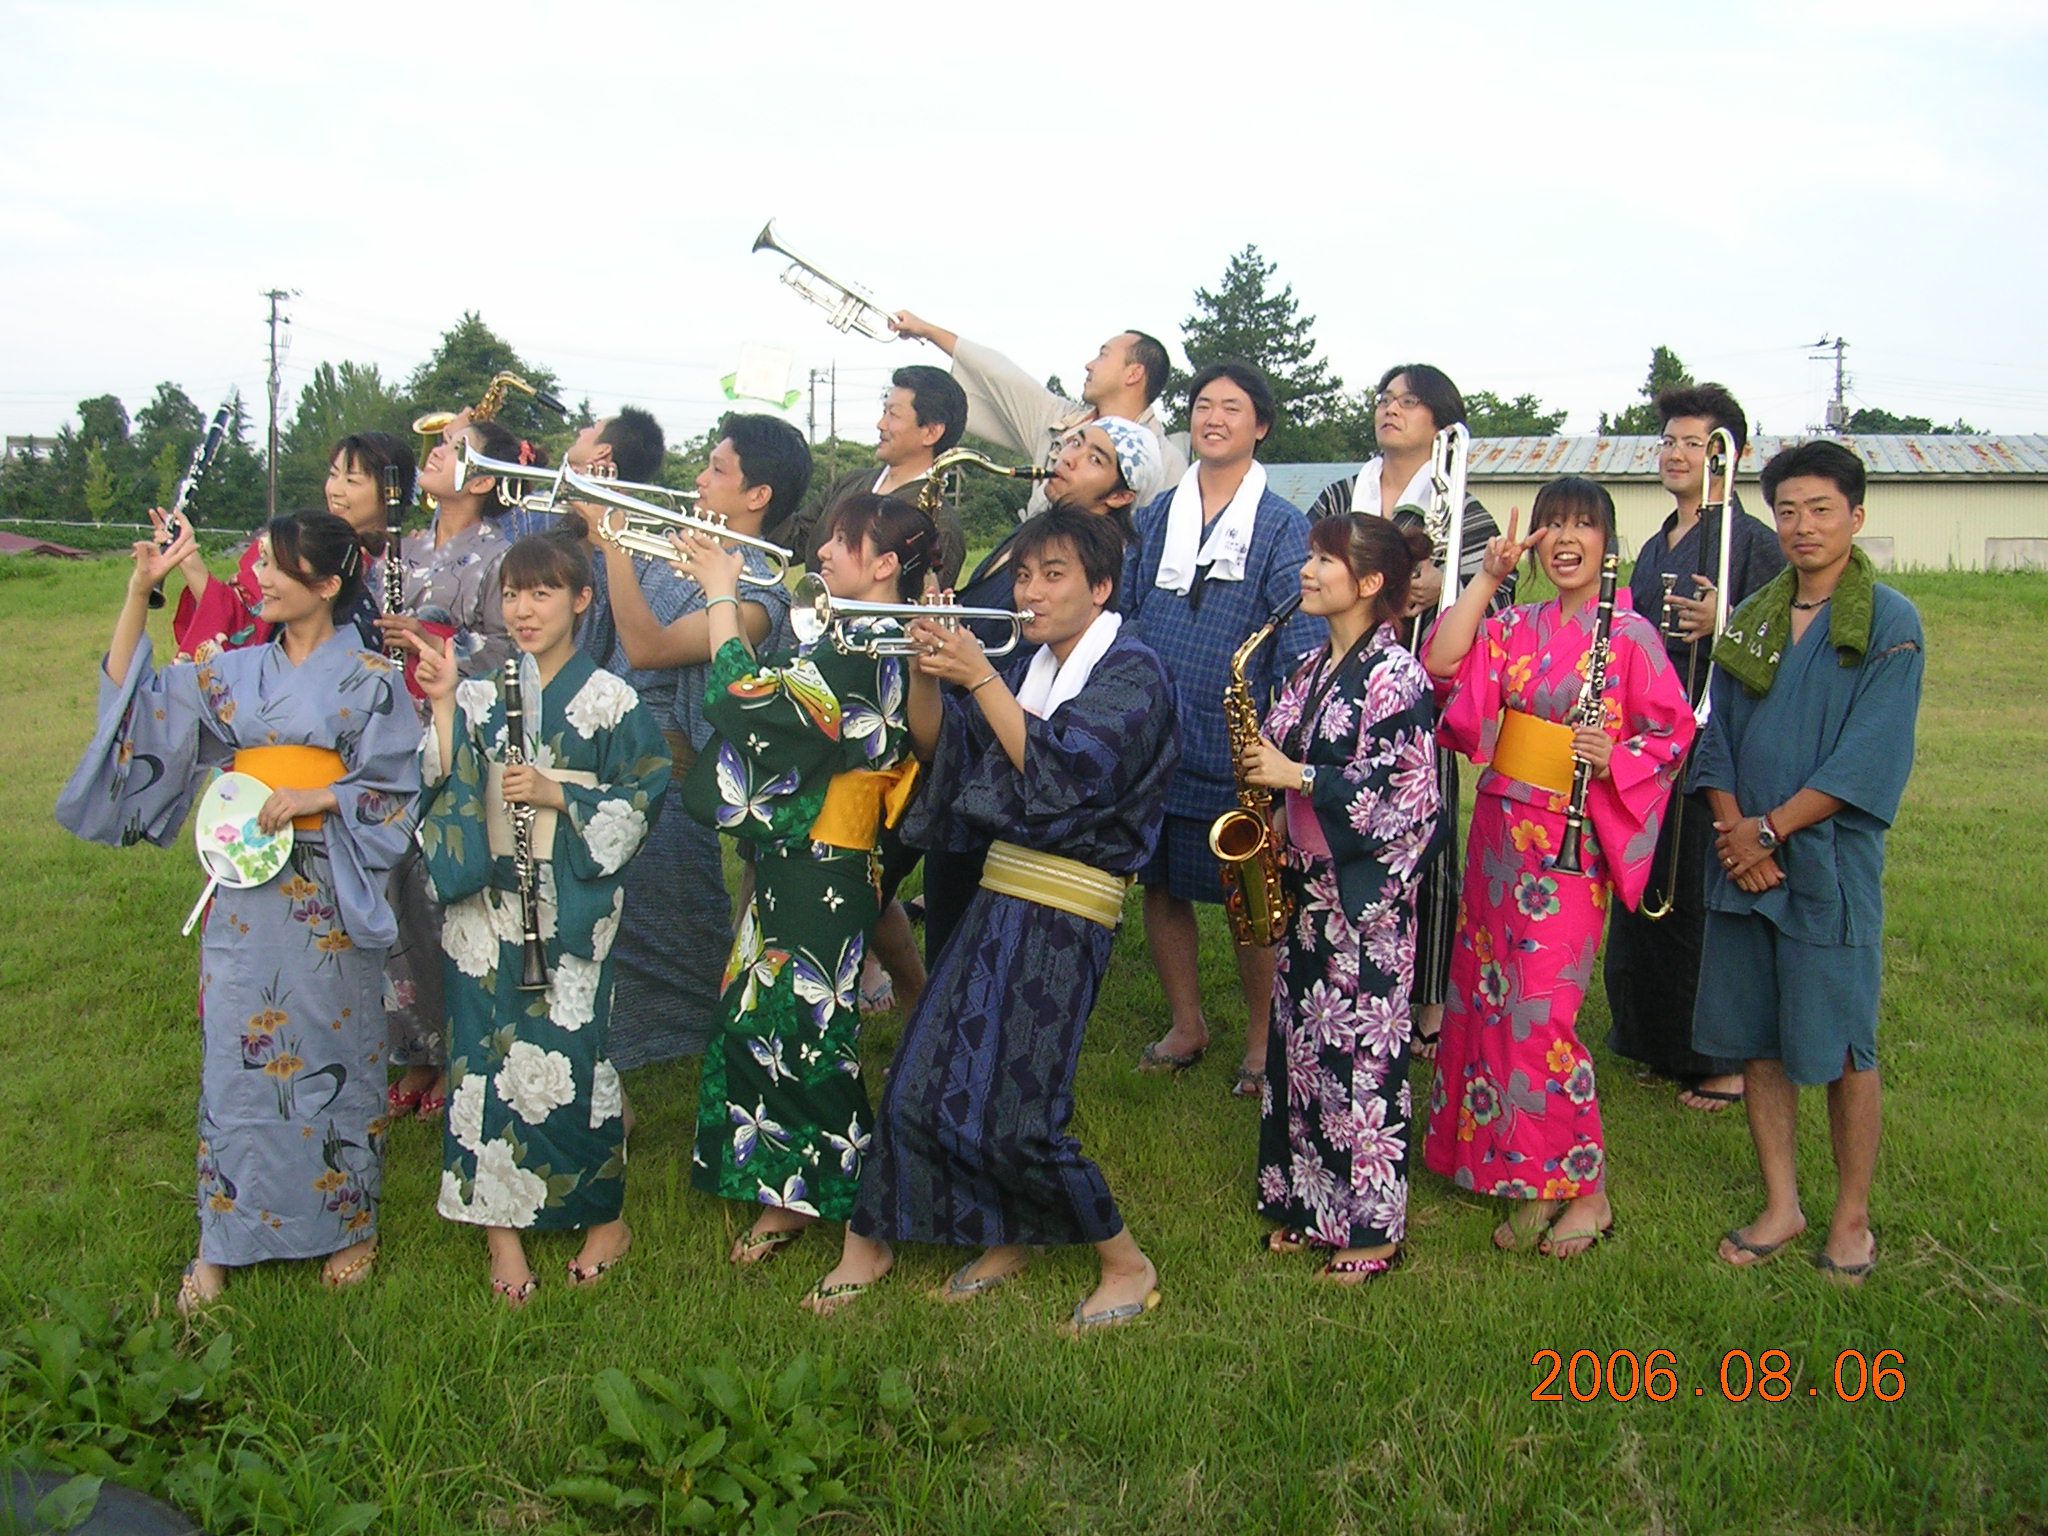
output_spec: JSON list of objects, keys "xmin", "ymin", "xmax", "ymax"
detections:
[
  {"xmin": 83, "ymin": 445, "xmax": 117, "ymax": 523},
  {"xmin": 1599, "ymin": 347, "xmax": 1693, "ymax": 435},
  {"xmin": 403, "ymin": 313, "xmax": 564, "ymax": 445}
]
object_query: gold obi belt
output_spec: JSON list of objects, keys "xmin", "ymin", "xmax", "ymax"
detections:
[
  {"xmin": 980, "ymin": 840, "xmax": 1131, "ymax": 930},
  {"xmin": 232, "ymin": 746, "xmax": 345, "ymax": 831},
  {"xmin": 485, "ymin": 765, "xmax": 598, "ymax": 862},
  {"xmin": 808, "ymin": 762, "xmax": 921, "ymax": 852},
  {"xmin": 1493, "ymin": 709, "xmax": 1576, "ymax": 796}
]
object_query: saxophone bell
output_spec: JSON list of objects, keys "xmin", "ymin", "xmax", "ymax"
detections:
[{"xmin": 1209, "ymin": 593, "xmax": 1302, "ymax": 948}]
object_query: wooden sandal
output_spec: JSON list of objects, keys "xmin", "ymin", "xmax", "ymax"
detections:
[
  {"xmin": 492, "ymin": 1274, "xmax": 540, "ymax": 1309},
  {"xmin": 321, "ymin": 1244, "xmax": 379, "ymax": 1291}
]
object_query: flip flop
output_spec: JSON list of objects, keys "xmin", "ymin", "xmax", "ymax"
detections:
[
  {"xmin": 569, "ymin": 1226, "xmax": 633, "ymax": 1287},
  {"xmin": 1540, "ymin": 1219, "xmax": 1615, "ymax": 1259},
  {"xmin": 386, "ymin": 1082, "xmax": 425, "ymax": 1118},
  {"xmin": 1265, "ymin": 1228, "xmax": 1310, "ymax": 1255},
  {"xmin": 1138, "ymin": 1041, "xmax": 1208, "ymax": 1075},
  {"xmin": 730, "ymin": 1227, "xmax": 804, "ymax": 1267},
  {"xmin": 937, "ymin": 1255, "xmax": 1030, "ymax": 1303},
  {"xmin": 1813, "ymin": 1238, "xmax": 1878, "ymax": 1285},
  {"xmin": 858, "ymin": 978, "xmax": 896, "ymax": 1016},
  {"xmin": 1411, "ymin": 1028, "xmax": 1441, "ymax": 1063},
  {"xmin": 1319, "ymin": 1249, "xmax": 1404, "ymax": 1285},
  {"xmin": 1228, "ymin": 1065, "xmax": 1263, "ymax": 1099},
  {"xmin": 1060, "ymin": 1288, "xmax": 1162, "ymax": 1336},
  {"xmin": 800, "ymin": 1277, "xmax": 875, "ymax": 1316},
  {"xmin": 1492, "ymin": 1202, "xmax": 1558, "ymax": 1253},
  {"xmin": 174, "ymin": 1261, "xmax": 220, "ymax": 1319},
  {"xmin": 1679, "ymin": 1087, "xmax": 1745, "ymax": 1113},
  {"xmin": 321, "ymin": 1244, "xmax": 378, "ymax": 1291},
  {"xmin": 1719, "ymin": 1224, "xmax": 1805, "ymax": 1268},
  {"xmin": 491, "ymin": 1274, "xmax": 540, "ymax": 1310}
]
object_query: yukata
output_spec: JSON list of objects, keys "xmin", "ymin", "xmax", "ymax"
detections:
[
  {"xmin": 1691, "ymin": 583, "xmax": 1924, "ymax": 1084},
  {"xmin": 1121, "ymin": 479, "xmax": 1323, "ymax": 903},
  {"xmin": 1256, "ymin": 626, "xmax": 1441, "ymax": 1250},
  {"xmin": 385, "ymin": 515, "xmax": 512, "ymax": 1070},
  {"xmin": 605, "ymin": 549, "xmax": 792, "ymax": 1068},
  {"xmin": 1602, "ymin": 497, "xmax": 1784, "ymax": 1082},
  {"xmin": 57, "ymin": 634, "xmax": 417, "ymax": 1264},
  {"xmin": 684, "ymin": 625, "xmax": 913, "ymax": 1224},
  {"xmin": 853, "ymin": 624, "xmax": 1179, "ymax": 1249},
  {"xmin": 420, "ymin": 653, "xmax": 670, "ymax": 1232},
  {"xmin": 1421, "ymin": 595, "xmax": 1693, "ymax": 1201},
  {"xmin": 171, "ymin": 534, "xmax": 381, "ymax": 659},
  {"xmin": 1309, "ymin": 464, "xmax": 1510, "ymax": 1016}
]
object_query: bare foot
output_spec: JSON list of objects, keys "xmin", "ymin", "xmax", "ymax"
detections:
[
  {"xmin": 803, "ymin": 1234, "xmax": 891, "ymax": 1316},
  {"xmin": 1075, "ymin": 1252, "xmax": 1158, "ymax": 1323},
  {"xmin": 568, "ymin": 1220, "xmax": 633, "ymax": 1286},
  {"xmin": 1679, "ymin": 1072, "xmax": 1746, "ymax": 1112},
  {"xmin": 1817, "ymin": 1219, "xmax": 1876, "ymax": 1280},
  {"xmin": 175, "ymin": 1258, "xmax": 226, "ymax": 1317},
  {"xmin": 1542, "ymin": 1193, "xmax": 1614, "ymax": 1259},
  {"xmin": 1718, "ymin": 1206, "xmax": 1807, "ymax": 1268}
]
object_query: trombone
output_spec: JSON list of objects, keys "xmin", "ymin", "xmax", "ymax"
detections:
[
  {"xmin": 1425, "ymin": 423, "xmax": 1472, "ymax": 616},
  {"xmin": 789, "ymin": 573, "xmax": 1032, "ymax": 658},
  {"xmin": 1641, "ymin": 425, "xmax": 1738, "ymax": 921},
  {"xmin": 752, "ymin": 219, "xmax": 897, "ymax": 342},
  {"xmin": 453, "ymin": 444, "xmax": 792, "ymax": 585}
]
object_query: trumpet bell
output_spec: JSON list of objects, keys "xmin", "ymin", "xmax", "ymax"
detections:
[{"xmin": 789, "ymin": 572, "xmax": 1032, "ymax": 657}]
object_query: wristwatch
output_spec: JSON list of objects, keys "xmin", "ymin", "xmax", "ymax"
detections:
[
  {"xmin": 1755, "ymin": 814, "xmax": 1781, "ymax": 853},
  {"xmin": 1298, "ymin": 765, "xmax": 1317, "ymax": 795}
]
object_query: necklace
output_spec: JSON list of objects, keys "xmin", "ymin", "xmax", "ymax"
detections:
[{"xmin": 1790, "ymin": 596, "xmax": 1829, "ymax": 611}]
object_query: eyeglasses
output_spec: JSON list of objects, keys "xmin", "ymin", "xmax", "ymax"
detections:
[
  {"xmin": 1658, "ymin": 436, "xmax": 1709, "ymax": 452},
  {"xmin": 1374, "ymin": 391, "xmax": 1425, "ymax": 411}
]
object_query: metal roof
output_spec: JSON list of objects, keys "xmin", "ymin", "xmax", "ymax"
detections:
[{"xmin": 1265, "ymin": 434, "xmax": 2048, "ymax": 509}]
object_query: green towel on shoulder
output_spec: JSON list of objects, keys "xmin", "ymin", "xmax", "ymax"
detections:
[{"xmin": 1713, "ymin": 545, "xmax": 1876, "ymax": 696}]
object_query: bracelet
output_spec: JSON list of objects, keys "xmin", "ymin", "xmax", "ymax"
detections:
[
  {"xmin": 704, "ymin": 594, "xmax": 739, "ymax": 612},
  {"xmin": 968, "ymin": 672, "xmax": 1000, "ymax": 695}
]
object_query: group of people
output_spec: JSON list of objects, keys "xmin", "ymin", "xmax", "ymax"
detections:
[{"xmin": 56, "ymin": 308, "xmax": 1924, "ymax": 1328}]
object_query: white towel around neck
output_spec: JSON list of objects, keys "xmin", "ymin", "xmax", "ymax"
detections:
[
  {"xmin": 1349, "ymin": 455, "xmax": 1435, "ymax": 520},
  {"xmin": 1154, "ymin": 461, "xmax": 1268, "ymax": 595},
  {"xmin": 1015, "ymin": 610, "xmax": 1122, "ymax": 720}
]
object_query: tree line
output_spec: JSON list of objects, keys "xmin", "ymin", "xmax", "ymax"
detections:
[{"xmin": 1, "ymin": 252, "xmax": 1979, "ymax": 541}]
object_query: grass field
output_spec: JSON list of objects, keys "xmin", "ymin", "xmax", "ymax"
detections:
[{"xmin": 2, "ymin": 554, "xmax": 2045, "ymax": 1534}]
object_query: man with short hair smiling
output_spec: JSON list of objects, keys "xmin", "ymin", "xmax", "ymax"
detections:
[
  {"xmin": 889, "ymin": 309, "xmax": 1186, "ymax": 516},
  {"xmin": 591, "ymin": 413, "xmax": 806, "ymax": 1069},
  {"xmin": 805, "ymin": 506, "xmax": 1180, "ymax": 1333},
  {"xmin": 1691, "ymin": 439, "xmax": 1923, "ymax": 1284}
]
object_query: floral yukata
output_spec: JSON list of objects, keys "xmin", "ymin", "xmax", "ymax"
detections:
[
  {"xmin": 684, "ymin": 626, "xmax": 913, "ymax": 1225},
  {"xmin": 56, "ymin": 634, "xmax": 418, "ymax": 1265},
  {"xmin": 1422, "ymin": 594, "xmax": 1693, "ymax": 1201},
  {"xmin": 420, "ymin": 653, "xmax": 670, "ymax": 1232},
  {"xmin": 1256, "ymin": 625, "xmax": 1442, "ymax": 1250}
]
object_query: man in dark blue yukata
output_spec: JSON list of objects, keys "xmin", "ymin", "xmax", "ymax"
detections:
[{"xmin": 1690, "ymin": 439, "xmax": 1924, "ymax": 1284}]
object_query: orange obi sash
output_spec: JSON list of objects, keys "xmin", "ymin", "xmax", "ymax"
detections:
[
  {"xmin": 232, "ymin": 745, "xmax": 346, "ymax": 830},
  {"xmin": 808, "ymin": 762, "xmax": 921, "ymax": 852},
  {"xmin": 1492, "ymin": 709, "xmax": 1575, "ymax": 796}
]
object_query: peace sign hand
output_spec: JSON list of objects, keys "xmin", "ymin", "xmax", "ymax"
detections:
[{"xmin": 1481, "ymin": 507, "xmax": 1549, "ymax": 583}]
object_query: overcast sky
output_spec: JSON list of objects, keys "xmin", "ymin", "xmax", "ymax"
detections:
[{"xmin": 5, "ymin": 0, "xmax": 2045, "ymax": 455}]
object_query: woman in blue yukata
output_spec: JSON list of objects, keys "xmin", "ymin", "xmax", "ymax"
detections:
[
  {"xmin": 58, "ymin": 511, "xmax": 420, "ymax": 1315},
  {"xmin": 410, "ymin": 526, "xmax": 671, "ymax": 1307}
]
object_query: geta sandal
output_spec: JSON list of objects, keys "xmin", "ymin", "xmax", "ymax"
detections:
[
  {"xmin": 729, "ymin": 1226, "xmax": 803, "ymax": 1267},
  {"xmin": 568, "ymin": 1227, "xmax": 632, "ymax": 1287},
  {"xmin": 1319, "ymin": 1248, "xmax": 1404, "ymax": 1285},
  {"xmin": 321, "ymin": 1244, "xmax": 378, "ymax": 1291},
  {"xmin": 492, "ymin": 1274, "xmax": 540, "ymax": 1309}
]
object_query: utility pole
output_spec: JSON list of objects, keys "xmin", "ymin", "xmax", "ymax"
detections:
[
  {"xmin": 828, "ymin": 360, "xmax": 837, "ymax": 444},
  {"xmin": 262, "ymin": 288, "xmax": 297, "ymax": 517},
  {"xmin": 807, "ymin": 368, "xmax": 820, "ymax": 443},
  {"xmin": 1809, "ymin": 334, "xmax": 1849, "ymax": 434}
]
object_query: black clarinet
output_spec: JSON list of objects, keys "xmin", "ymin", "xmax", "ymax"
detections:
[
  {"xmin": 500, "ymin": 657, "xmax": 551, "ymax": 991},
  {"xmin": 1553, "ymin": 551, "xmax": 1619, "ymax": 877},
  {"xmin": 147, "ymin": 403, "xmax": 233, "ymax": 610},
  {"xmin": 382, "ymin": 466, "xmax": 407, "ymax": 662}
]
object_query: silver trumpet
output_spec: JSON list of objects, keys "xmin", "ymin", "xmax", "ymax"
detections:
[
  {"xmin": 454, "ymin": 443, "xmax": 792, "ymax": 585},
  {"xmin": 752, "ymin": 218, "xmax": 897, "ymax": 342},
  {"xmin": 789, "ymin": 572, "xmax": 1032, "ymax": 657}
]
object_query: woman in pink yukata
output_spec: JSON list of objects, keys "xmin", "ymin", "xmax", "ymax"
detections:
[{"xmin": 1421, "ymin": 477, "xmax": 1693, "ymax": 1258}]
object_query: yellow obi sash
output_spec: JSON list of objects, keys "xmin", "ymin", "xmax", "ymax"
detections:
[
  {"xmin": 1492, "ymin": 709, "xmax": 1575, "ymax": 796},
  {"xmin": 980, "ymin": 840, "xmax": 1131, "ymax": 930},
  {"xmin": 232, "ymin": 745, "xmax": 346, "ymax": 831},
  {"xmin": 809, "ymin": 762, "xmax": 921, "ymax": 852},
  {"xmin": 485, "ymin": 765, "xmax": 599, "ymax": 862}
]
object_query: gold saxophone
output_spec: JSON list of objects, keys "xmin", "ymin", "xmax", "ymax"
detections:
[
  {"xmin": 1208, "ymin": 593, "xmax": 1302, "ymax": 947},
  {"xmin": 410, "ymin": 372, "xmax": 567, "ymax": 513}
]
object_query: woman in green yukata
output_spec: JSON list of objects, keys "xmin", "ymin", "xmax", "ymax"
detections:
[
  {"xmin": 409, "ymin": 526, "xmax": 670, "ymax": 1307},
  {"xmin": 677, "ymin": 494, "xmax": 930, "ymax": 1271}
]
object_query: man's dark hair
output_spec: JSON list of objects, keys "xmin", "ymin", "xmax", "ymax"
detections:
[
  {"xmin": 719, "ymin": 412, "xmax": 813, "ymax": 518},
  {"xmin": 1012, "ymin": 501, "xmax": 1125, "ymax": 609},
  {"xmin": 1376, "ymin": 363, "xmax": 1466, "ymax": 432},
  {"xmin": 597, "ymin": 405, "xmax": 666, "ymax": 482},
  {"xmin": 328, "ymin": 431, "xmax": 417, "ymax": 512},
  {"xmin": 1658, "ymin": 382, "xmax": 1750, "ymax": 460},
  {"xmin": 892, "ymin": 364, "xmax": 968, "ymax": 455},
  {"xmin": 1761, "ymin": 439, "xmax": 1866, "ymax": 508},
  {"xmin": 1186, "ymin": 361, "xmax": 1277, "ymax": 436},
  {"xmin": 1123, "ymin": 330, "xmax": 1171, "ymax": 405}
]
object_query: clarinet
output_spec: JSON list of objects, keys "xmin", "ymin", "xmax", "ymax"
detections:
[
  {"xmin": 382, "ymin": 466, "xmax": 407, "ymax": 662},
  {"xmin": 147, "ymin": 402, "xmax": 234, "ymax": 610},
  {"xmin": 500, "ymin": 657, "xmax": 551, "ymax": 991},
  {"xmin": 1552, "ymin": 551, "xmax": 1620, "ymax": 878}
]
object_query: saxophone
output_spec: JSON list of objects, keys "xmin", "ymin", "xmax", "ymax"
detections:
[
  {"xmin": 1553, "ymin": 552, "xmax": 1619, "ymax": 877},
  {"xmin": 1207, "ymin": 594, "xmax": 1302, "ymax": 947}
]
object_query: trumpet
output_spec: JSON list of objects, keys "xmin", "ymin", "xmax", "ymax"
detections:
[
  {"xmin": 752, "ymin": 219, "xmax": 897, "ymax": 342},
  {"xmin": 788, "ymin": 572, "xmax": 1031, "ymax": 658}
]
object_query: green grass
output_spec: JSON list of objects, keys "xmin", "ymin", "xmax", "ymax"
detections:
[{"xmin": 3, "ymin": 558, "xmax": 2045, "ymax": 1534}]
